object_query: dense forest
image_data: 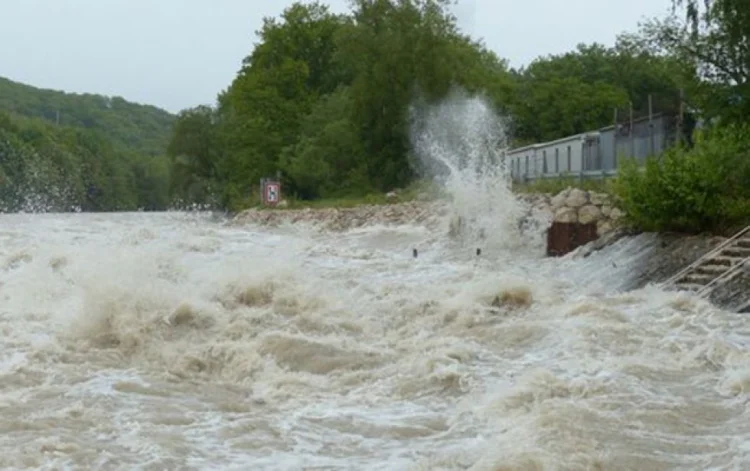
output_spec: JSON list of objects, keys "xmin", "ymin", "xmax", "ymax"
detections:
[
  {"xmin": 0, "ymin": 77, "xmax": 174, "ymax": 157},
  {"xmin": 167, "ymin": 0, "xmax": 735, "ymax": 211},
  {"xmin": 2, "ymin": 0, "xmax": 748, "ymax": 222},
  {"xmin": 0, "ymin": 77, "xmax": 174, "ymax": 212}
]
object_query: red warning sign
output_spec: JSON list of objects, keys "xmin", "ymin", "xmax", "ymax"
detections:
[{"xmin": 260, "ymin": 179, "xmax": 281, "ymax": 206}]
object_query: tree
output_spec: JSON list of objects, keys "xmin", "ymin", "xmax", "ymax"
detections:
[
  {"xmin": 279, "ymin": 87, "xmax": 369, "ymax": 199},
  {"xmin": 0, "ymin": 78, "xmax": 174, "ymax": 212},
  {"xmin": 339, "ymin": 0, "xmax": 510, "ymax": 190},
  {"xmin": 164, "ymin": 0, "xmax": 697, "ymax": 210},
  {"xmin": 506, "ymin": 42, "xmax": 687, "ymax": 143},
  {"xmin": 643, "ymin": 1, "xmax": 750, "ymax": 123},
  {"xmin": 215, "ymin": 2, "xmax": 349, "ymax": 209},
  {"xmin": 167, "ymin": 105, "xmax": 220, "ymax": 204}
]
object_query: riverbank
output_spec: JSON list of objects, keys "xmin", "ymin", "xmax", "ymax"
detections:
[
  {"xmin": 527, "ymin": 188, "xmax": 750, "ymax": 310},
  {"xmin": 232, "ymin": 186, "xmax": 750, "ymax": 312},
  {"xmin": 232, "ymin": 200, "xmax": 449, "ymax": 231},
  {"xmin": 233, "ymin": 186, "xmax": 625, "ymax": 236}
]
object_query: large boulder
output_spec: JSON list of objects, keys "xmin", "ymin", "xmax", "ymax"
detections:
[
  {"xmin": 578, "ymin": 204, "xmax": 603, "ymax": 225},
  {"xmin": 610, "ymin": 208, "xmax": 625, "ymax": 220},
  {"xmin": 589, "ymin": 191, "xmax": 610, "ymax": 206},
  {"xmin": 550, "ymin": 191, "xmax": 568, "ymax": 210},
  {"xmin": 597, "ymin": 220, "xmax": 613, "ymax": 237},
  {"xmin": 565, "ymin": 188, "xmax": 589, "ymax": 207},
  {"xmin": 554, "ymin": 206, "xmax": 578, "ymax": 223}
]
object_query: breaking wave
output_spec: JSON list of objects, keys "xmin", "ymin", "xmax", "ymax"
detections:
[{"xmin": 0, "ymin": 93, "xmax": 749, "ymax": 470}]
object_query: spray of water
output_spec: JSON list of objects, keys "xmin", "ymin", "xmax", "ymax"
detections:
[{"xmin": 409, "ymin": 88, "xmax": 545, "ymax": 253}]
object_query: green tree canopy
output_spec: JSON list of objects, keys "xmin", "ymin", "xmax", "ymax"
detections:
[
  {"xmin": 0, "ymin": 78, "xmax": 175, "ymax": 212},
  {"xmin": 158, "ymin": 1, "xmax": 697, "ymax": 210}
]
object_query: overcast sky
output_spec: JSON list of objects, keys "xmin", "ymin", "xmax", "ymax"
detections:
[{"xmin": 0, "ymin": 0, "xmax": 674, "ymax": 113}]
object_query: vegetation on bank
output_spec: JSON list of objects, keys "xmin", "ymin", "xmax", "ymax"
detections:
[
  {"xmin": 0, "ymin": 78, "xmax": 175, "ymax": 212},
  {"xmin": 612, "ymin": 0, "xmax": 750, "ymax": 234},
  {"xmin": 0, "ymin": 110, "xmax": 172, "ymax": 212},
  {"xmin": 2, "ymin": 0, "xmax": 748, "ymax": 231},
  {"xmin": 166, "ymin": 0, "xmax": 696, "ymax": 212},
  {"xmin": 615, "ymin": 124, "xmax": 750, "ymax": 234}
]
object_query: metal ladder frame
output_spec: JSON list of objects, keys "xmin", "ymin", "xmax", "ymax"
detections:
[
  {"xmin": 661, "ymin": 225, "xmax": 750, "ymax": 288},
  {"xmin": 696, "ymin": 256, "xmax": 750, "ymax": 297}
]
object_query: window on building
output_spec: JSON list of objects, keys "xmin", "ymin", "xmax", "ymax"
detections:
[
  {"xmin": 567, "ymin": 146, "xmax": 571, "ymax": 171},
  {"xmin": 525, "ymin": 156, "xmax": 529, "ymax": 175},
  {"xmin": 542, "ymin": 150, "xmax": 547, "ymax": 173}
]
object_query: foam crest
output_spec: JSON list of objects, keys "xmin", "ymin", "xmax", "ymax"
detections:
[{"xmin": 3, "ymin": 191, "xmax": 750, "ymax": 468}]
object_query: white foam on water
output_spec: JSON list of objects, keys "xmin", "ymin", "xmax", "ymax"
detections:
[
  {"xmin": 1, "ymin": 94, "xmax": 750, "ymax": 470},
  {"xmin": 3, "ymin": 205, "xmax": 750, "ymax": 470},
  {"xmin": 409, "ymin": 88, "xmax": 545, "ymax": 257}
]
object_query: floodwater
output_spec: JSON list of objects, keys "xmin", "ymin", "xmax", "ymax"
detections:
[{"xmin": 2, "ymin": 209, "xmax": 750, "ymax": 471}]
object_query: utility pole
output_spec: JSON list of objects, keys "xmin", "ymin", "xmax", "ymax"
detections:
[
  {"xmin": 648, "ymin": 94, "xmax": 654, "ymax": 156},
  {"xmin": 629, "ymin": 101, "xmax": 634, "ymax": 160},
  {"xmin": 612, "ymin": 107, "xmax": 618, "ymax": 169},
  {"xmin": 677, "ymin": 88, "xmax": 685, "ymax": 146}
]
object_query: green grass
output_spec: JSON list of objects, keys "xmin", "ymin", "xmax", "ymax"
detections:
[{"xmin": 512, "ymin": 175, "xmax": 616, "ymax": 195}]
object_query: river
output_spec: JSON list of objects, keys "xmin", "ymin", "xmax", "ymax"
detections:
[{"xmin": 2, "ymin": 209, "xmax": 750, "ymax": 470}]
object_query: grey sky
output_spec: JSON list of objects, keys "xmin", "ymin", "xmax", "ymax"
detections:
[{"xmin": 0, "ymin": 0, "xmax": 674, "ymax": 114}]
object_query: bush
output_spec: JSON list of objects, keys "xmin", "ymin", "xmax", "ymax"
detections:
[{"xmin": 614, "ymin": 124, "xmax": 750, "ymax": 233}]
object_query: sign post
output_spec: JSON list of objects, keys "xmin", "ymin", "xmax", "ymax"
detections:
[{"xmin": 260, "ymin": 178, "xmax": 281, "ymax": 207}]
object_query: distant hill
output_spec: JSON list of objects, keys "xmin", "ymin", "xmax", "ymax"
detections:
[
  {"xmin": 0, "ymin": 77, "xmax": 175, "ymax": 212},
  {"xmin": 0, "ymin": 76, "xmax": 175, "ymax": 157}
]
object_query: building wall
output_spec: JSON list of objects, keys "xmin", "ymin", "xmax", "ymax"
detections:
[
  {"xmin": 507, "ymin": 114, "xmax": 675, "ymax": 181},
  {"xmin": 508, "ymin": 135, "xmax": 585, "ymax": 180}
]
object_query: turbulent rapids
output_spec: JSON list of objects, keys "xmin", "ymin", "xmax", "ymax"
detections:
[{"xmin": 3, "ymin": 95, "xmax": 750, "ymax": 470}]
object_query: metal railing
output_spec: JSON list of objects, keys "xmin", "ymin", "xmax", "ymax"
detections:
[
  {"xmin": 696, "ymin": 256, "xmax": 750, "ymax": 297},
  {"xmin": 661, "ymin": 225, "xmax": 750, "ymax": 288}
]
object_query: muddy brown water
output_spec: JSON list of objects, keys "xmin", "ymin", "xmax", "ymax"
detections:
[{"xmin": 0, "ymin": 211, "xmax": 748, "ymax": 470}]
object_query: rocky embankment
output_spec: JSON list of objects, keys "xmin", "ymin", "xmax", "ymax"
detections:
[
  {"xmin": 598, "ymin": 231, "xmax": 750, "ymax": 312},
  {"xmin": 231, "ymin": 187, "xmax": 626, "ymax": 238},
  {"xmin": 518, "ymin": 187, "xmax": 625, "ymax": 238},
  {"xmin": 515, "ymin": 187, "xmax": 750, "ymax": 312},
  {"xmin": 532, "ymin": 189, "xmax": 750, "ymax": 312},
  {"xmin": 231, "ymin": 188, "xmax": 750, "ymax": 311},
  {"xmin": 232, "ymin": 201, "xmax": 449, "ymax": 231}
]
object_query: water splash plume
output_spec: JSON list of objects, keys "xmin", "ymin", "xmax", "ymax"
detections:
[{"xmin": 409, "ymin": 88, "xmax": 543, "ymax": 254}]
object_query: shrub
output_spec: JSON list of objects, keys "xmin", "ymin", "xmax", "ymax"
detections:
[{"xmin": 614, "ymin": 124, "xmax": 750, "ymax": 233}]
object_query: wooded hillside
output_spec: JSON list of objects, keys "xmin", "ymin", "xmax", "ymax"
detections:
[{"xmin": 0, "ymin": 77, "xmax": 174, "ymax": 211}]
